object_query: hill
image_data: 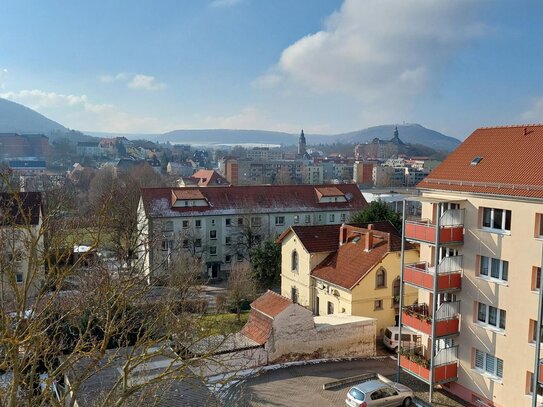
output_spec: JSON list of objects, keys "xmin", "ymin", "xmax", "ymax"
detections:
[
  {"xmin": 337, "ymin": 123, "xmax": 460, "ymax": 152},
  {"xmin": 0, "ymin": 97, "xmax": 68, "ymax": 135}
]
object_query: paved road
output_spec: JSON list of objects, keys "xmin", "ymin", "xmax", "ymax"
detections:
[{"xmin": 223, "ymin": 357, "xmax": 468, "ymax": 407}]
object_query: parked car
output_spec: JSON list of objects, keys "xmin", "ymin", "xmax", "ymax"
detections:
[
  {"xmin": 345, "ymin": 378, "xmax": 413, "ymax": 407},
  {"xmin": 383, "ymin": 326, "xmax": 420, "ymax": 353}
]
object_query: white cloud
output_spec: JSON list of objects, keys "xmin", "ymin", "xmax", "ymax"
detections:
[
  {"xmin": 0, "ymin": 69, "xmax": 7, "ymax": 89},
  {"xmin": 521, "ymin": 97, "xmax": 543, "ymax": 123},
  {"xmin": 256, "ymin": 0, "xmax": 484, "ymax": 105},
  {"xmin": 127, "ymin": 74, "xmax": 166, "ymax": 91},
  {"xmin": 99, "ymin": 72, "xmax": 166, "ymax": 91},
  {"xmin": 209, "ymin": 0, "xmax": 243, "ymax": 8}
]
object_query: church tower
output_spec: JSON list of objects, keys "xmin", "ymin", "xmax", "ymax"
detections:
[{"xmin": 298, "ymin": 129, "xmax": 307, "ymax": 157}]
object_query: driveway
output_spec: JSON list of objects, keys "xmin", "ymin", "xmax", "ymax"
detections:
[{"xmin": 223, "ymin": 357, "xmax": 469, "ymax": 407}]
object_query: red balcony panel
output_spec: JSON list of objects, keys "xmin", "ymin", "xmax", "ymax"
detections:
[
  {"xmin": 539, "ymin": 361, "xmax": 543, "ymax": 383},
  {"xmin": 436, "ymin": 273, "xmax": 462, "ymax": 290},
  {"xmin": 405, "ymin": 222, "xmax": 464, "ymax": 244},
  {"xmin": 400, "ymin": 355, "xmax": 457, "ymax": 383},
  {"xmin": 402, "ymin": 311, "xmax": 459, "ymax": 337},
  {"xmin": 439, "ymin": 226, "xmax": 464, "ymax": 244}
]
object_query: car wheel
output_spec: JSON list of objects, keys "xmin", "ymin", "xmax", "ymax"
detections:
[{"xmin": 402, "ymin": 397, "xmax": 412, "ymax": 407}]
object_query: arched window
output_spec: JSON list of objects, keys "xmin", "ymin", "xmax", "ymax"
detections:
[
  {"xmin": 291, "ymin": 250, "xmax": 298, "ymax": 271},
  {"xmin": 376, "ymin": 267, "xmax": 386, "ymax": 288},
  {"xmin": 392, "ymin": 277, "xmax": 401, "ymax": 305}
]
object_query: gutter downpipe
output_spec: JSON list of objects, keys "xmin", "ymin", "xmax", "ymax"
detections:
[
  {"xmin": 429, "ymin": 203, "xmax": 442, "ymax": 403},
  {"xmin": 397, "ymin": 199, "xmax": 407, "ymax": 383}
]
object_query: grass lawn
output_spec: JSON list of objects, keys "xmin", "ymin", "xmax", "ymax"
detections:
[{"xmin": 200, "ymin": 311, "xmax": 250, "ymax": 335}]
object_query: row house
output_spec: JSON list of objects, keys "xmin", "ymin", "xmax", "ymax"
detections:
[
  {"xmin": 138, "ymin": 184, "xmax": 366, "ymax": 281},
  {"xmin": 278, "ymin": 221, "xmax": 419, "ymax": 336},
  {"xmin": 398, "ymin": 124, "xmax": 543, "ymax": 407}
]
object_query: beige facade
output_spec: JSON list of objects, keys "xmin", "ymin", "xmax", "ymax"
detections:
[{"xmin": 412, "ymin": 190, "xmax": 543, "ymax": 407}]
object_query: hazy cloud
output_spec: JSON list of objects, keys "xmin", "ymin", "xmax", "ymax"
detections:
[
  {"xmin": 256, "ymin": 0, "xmax": 484, "ymax": 105},
  {"xmin": 520, "ymin": 97, "xmax": 543, "ymax": 123},
  {"xmin": 0, "ymin": 69, "xmax": 8, "ymax": 89},
  {"xmin": 99, "ymin": 72, "xmax": 166, "ymax": 91},
  {"xmin": 209, "ymin": 0, "xmax": 243, "ymax": 8}
]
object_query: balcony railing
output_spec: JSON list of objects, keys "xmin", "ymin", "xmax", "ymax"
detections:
[
  {"xmin": 402, "ymin": 302, "xmax": 460, "ymax": 337},
  {"xmin": 403, "ymin": 256, "xmax": 463, "ymax": 291},
  {"xmin": 405, "ymin": 209, "xmax": 465, "ymax": 244},
  {"xmin": 399, "ymin": 345, "xmax": 458, "ymax": 384}
]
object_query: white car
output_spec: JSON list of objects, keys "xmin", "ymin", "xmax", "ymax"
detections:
[{"xmin": 345, "ymin": 378, "xmax": 414, "ymax": 407}]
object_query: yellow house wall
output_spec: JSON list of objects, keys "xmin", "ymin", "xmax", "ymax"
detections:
[
  {"xmin": 419, "ymin": 189, "xmax": 543, "ymax": 407},
  {"xmin": 351, "ymin": 249, "xmax": 419, "ymax": 337}
]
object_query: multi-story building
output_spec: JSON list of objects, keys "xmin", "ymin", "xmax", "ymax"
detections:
[
  {"xmin": 138, "ymin": 184, "xmax": 366, "ymax": 281},
  {"xmin": 398, "ymin": 124, "xmax": 543, "ymax": 407},
  {"xmin": 0, "ymin": 133, "xmax": 49, "ymax": 159},
  {"xmin": 245, "ymin": 147, "xmax": 283, "ymax": 160},
  {"xmin": 76, "ymin": 141, "xmax": 102, "ymax": 158},
  {"xmin": 278, "ymin": 222, "xmax": 419, "ymax": 336}
]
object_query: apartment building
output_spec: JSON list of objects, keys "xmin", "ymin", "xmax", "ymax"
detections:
[
  {"xmin": 398, "ymin": 125, "xmax": 543, "ymax": 407},
  {"xmin": 278, "ymin": 221, "xmax": 419, "ymax": 336},
  {"xmin": 138, "ymin": 184, "xmax": 366, "ymax": 281}
]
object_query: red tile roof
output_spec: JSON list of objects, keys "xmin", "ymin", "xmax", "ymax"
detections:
[
  {"xmin": 141, "ymin": 184, "xmax": 367, "ymax": 217},
  {"xmin": 310, "ymin": 224, "xmax": 409, "ymax": 290},
  {"xmin": 191, "ymin": 169, "xmax": 230, "ymax": 187},
  {"xmin": 171, "ymin": 189, "xmax": 206, "ymax": 200},
  {"xmin": 315, "ymin": 186, "xmax": 344, "ymax": 198},
  {"xmin": 241, "ymin": 291, "xmax": 293, "ymax": 345},
  {"xmin": 418, "ymin": 124, "xmax": 543, "ymax": 199}
]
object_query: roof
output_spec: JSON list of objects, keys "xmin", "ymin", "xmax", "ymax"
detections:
[
  {"xmin": 77, "ymin": 141, "xmax": 100, "ymax": 147},
  {"xmin": 190, "ymin": 169, "xmax": 230, "ymax": 186},
  {"xmin": 277, "ymin": 221, "xmax": 401, "ymax": 254},
  {"xmin": 418, "ymin": 124, "xmax": 543, "ymax": 199},
  {"xmin": 310, "ymin": 223, "xmax": 411, "ymax": 290},
  {"xmin": 140, "ymin": 184, "xmax": 367, "ymax": 217},
  {"xmin": 241, "ymin": 291, "xmax": 293, "ymax": 345},
  {"xmin": 0, "ymin": 192, "xmax": 42, "ymax": 225},
  {"xmin": 171, "ymin": 189, "xmax": 206, "ymax": 201},
  {"xmin": 9, "ymin": 160, "xmax": 46, "ymax": 168},
  {"xmin": 315, "ymin": 186, "xmax": 344, "ymax": 198}
]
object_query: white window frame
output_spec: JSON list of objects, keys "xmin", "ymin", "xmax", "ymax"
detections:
[
  {"xmin": 294, "ymin": 215, "xmax": 299, "ymax": 224},
  {"xmin": 195, "ymin": 219, "xmax": 202, "ymax": 229},
  {"xmin": 209, "ymin": 230, "xmax": 217, "ymax": 240},
  {"xmin": 225, "ymin": 218, "xmax": 231, "ymax": 227},
  {"xmin": 479, "ymin": 256, "xmax": 508, "ymax": 283},
  {"xmin": 275, "ymin": 216, "xmax": 285, "ymax": 226},
  {"xmin": 305, "ymin": 214, "xmax": 311, "ymax": 224},
  {"xmin": 340, "ymin": 213, "xmax": 346, "ymax": 222},
  {"xmin": 474, "ymin": 349, "xmax": 503, "ymax": 380},
  {"xmin": 481, "ymin": 207, "xmax": 511, "ymax": 233},
  {"xmin": 477, "ymin": 302, "xmax": 506, "ymax": 331},
  {"xmin": 209, "ymin": 246, "xmax": 217, "ymax": 256},
  {"xmin": 15, "ymin": 273, "xmax": 23, "ymax": 284},
  {"xmin": 329, "ymin": 214, "xmax": 335, "ymax": 223},
  {"xmin": 182, "ymin": 220, "xmax": 189, "ymax": 229}
]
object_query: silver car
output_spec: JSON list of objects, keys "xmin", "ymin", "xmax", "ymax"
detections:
[{"xmin": 345, "ymin": 379, "xmax": 413, "ymax": 407}]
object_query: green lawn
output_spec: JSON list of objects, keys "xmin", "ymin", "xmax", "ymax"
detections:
[{"xmin": 200, "ymin": 311, "xmax": 250, "ymax": 335}]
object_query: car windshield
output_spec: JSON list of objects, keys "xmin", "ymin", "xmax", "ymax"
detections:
[
  {"xmin": 384, "ymin": 329, "xmax": 392, "ymax": 339},
  {"xmin": 348, "ymin": 388, "xmax": 365, "ymax": 401}
]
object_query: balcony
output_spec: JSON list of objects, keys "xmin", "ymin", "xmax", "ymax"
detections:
[
  {"xmin": 403, "ymin": 256, "xmax": 463, "ymax": 291},
  {"xmin": 402, "ymin": 302, "xmax": 460, "ymax": 337},
  {"xmin": 400, "ymin": 346, "xmax": 458, "ymax": 384},
  {"xmin": 405, "ymin": 209, "xmax": 465, "ymax": 244}
]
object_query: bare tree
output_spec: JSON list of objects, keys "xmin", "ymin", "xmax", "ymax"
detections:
[{"xmin": 226, "ymin": 263, "xmax": 256, "ymax": 322}]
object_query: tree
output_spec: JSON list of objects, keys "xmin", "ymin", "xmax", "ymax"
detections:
[
  {"xmin": 226, "ymin": 264, "xmax": 256, "ymax": 322},
  {"xmin": 249, "ymin": 239, "xmax": 281, "ymax": 290},
  {"xmin": 350, "ymin": 200, "xmax": 402, "ymax": 230}
]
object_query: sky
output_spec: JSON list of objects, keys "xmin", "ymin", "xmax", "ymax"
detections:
[{"xmin": 1, "ymin": 0, "xmax": 543, "ymax": 140}]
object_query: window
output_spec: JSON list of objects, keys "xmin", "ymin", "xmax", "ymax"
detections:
[
  {"xmin": 225, "ymin": 218, "xmax": 231, "ymax": 227},
  {"xmin": 474, "ymin": 349, "xmax": 503, "ymax": 379},
  {"xmin": 305, "ymin": 214, "xmax": 311, "ymax": 224},
  {"xmin": 529, "ymin": 319, "xmax": 538, "ymax": 343},
  {"xmin": 477, "ymin": 302, "xmax": 506, "ymax": 330},
  {"xmin": 329, "ymin": 214, "xmax": 335, "ymax": 223},
  {"xmin": 482, "ymin": 207, "xmax": 511, "ymax": 232},
  {"xmin": 211, "ymin": 219, "xmax": 216, "ymax": 226},
  {"xmin": 479, "ymin": 256, "xmax": 508, "ymax": 282},
  {"xmin": 237, "ymin": 253, "xmax": 243, "ymax": 262},
  {"xmin": 533, "ymin": 267, "xmax": 542, "ymax": 291},
  {"xmin": 209, "ymin": 246, "xmax": 217, "ymax": 256},
  {"xmin": 376, "ymin": 268, "xmax": 386, "ymax": 288},
  {"xmin": 275, "ymin": 216, "xmax": 285, "ymax": 226},
  {"xmin": 161, "ymin": 240, "xmax": 174, "ymax": 251},
  {"xmin": 374, "ymin": 299, "xmax": 383, "ymax": 310},
  {"xmin": 182, "ymin": 239, "xmax": 189, "ymax": 248},
  {"xmin": 526, "ymin": 372, "xmax": 543, "ymax": 396},
  {"xmin": 318, "ymin": 214, "xmax": 323, "ymax": 222},
  {"xmin": 195, "ymin": 219, "xmax": 202, "ymax": 229},
  {"xmin": 294, "ymin": 215, "xmax": 299, "ymax": 224},
  {"xmin": 15, "ymin": 273, "xmax": 23, "ymax": 284},
  {"xmin": 251, "ymin": 217, "xmax": 262, "ymax": 227},
  {"xmin": 327, "ymin": 301, "xmax": 334, "ymax": 315},
  {"xmin": 238, "ymin": 218, "xmax": 244, "ymax": 226},
  {"xmin": 340, "ymin": 213, "xmax": 347, "ymax": 222},
  {"xmin": 291, "ymin": 287, "xmax": 299, "ymax": 304},
  {"xmin": 210, "ymin": 230, "xmax": 217, "ymax": 240},
  {"xmin": 225, "ymin": 255, "xmax": 232, "ymax": 263},
  {"xmin": 182, "ymin": 220, "xmax": 189, "ymax": 229},
  {"xmin": 291, "ymin": 251, "xmax": 298, "ymax": 272},
  {"xmin": 164, "ymin": 221, "xmax": 173, "ymax": 232},
  {"xmin": 194, "ymin": 239, "xmax": 202, "ymax": 248},
  {"xmin": 225, "ymin": 236, "xmax": 231, "ymax": 246},
  {"xmin": 471, "ymin": 156, "xmax": 483, "ymax": 165}
]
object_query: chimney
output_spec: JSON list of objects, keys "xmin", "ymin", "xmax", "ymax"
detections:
[
  {"xmin": 365, "ymin": 230, "xmax": 374, "ymax": 252},
  {"xmin": 339, "ymin": 224, "xmax": 347, "ymax": 246},
  {"xmin": 367, "ymin": 223, "xmax": 374, "ymax": 230}
]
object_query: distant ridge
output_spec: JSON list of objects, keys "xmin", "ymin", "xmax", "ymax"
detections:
[{"xmin": 0, "ymin": 97, "xmax": 68, "ymax": 134}]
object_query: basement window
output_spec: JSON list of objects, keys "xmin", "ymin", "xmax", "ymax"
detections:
[{"xmin": 470, "ymin": 156, "xmax": 483, "ymax": 166}]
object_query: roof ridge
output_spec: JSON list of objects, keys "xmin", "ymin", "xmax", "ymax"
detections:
[{"xmin": 477, "ymin": 123, "xmax": 543, "ymax": 130}]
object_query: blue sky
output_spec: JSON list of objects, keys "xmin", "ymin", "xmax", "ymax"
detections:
[{"xmin": 1, "ymin": 0, "xmax": 543, "ymax": 140}]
